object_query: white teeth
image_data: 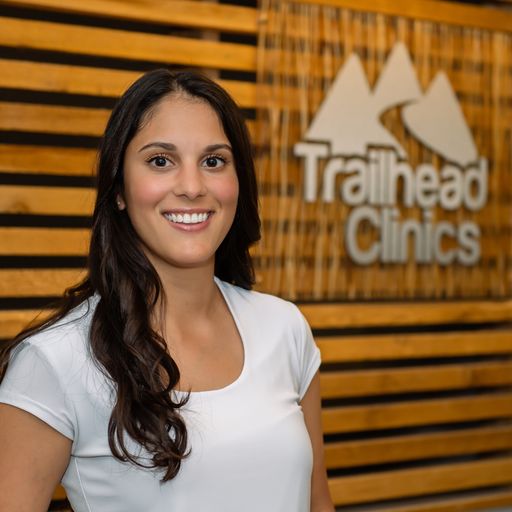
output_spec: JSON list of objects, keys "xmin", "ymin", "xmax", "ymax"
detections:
[{"xmin": 166, "ymin": 212, "xmax": 209, "ymax": 224}]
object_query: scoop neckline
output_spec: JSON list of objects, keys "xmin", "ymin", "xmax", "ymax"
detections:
[{"xmin": 172, "ymin": 277, "xmax": 247, "ymax": 397}]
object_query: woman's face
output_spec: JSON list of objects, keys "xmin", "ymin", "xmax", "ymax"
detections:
[{"xmin": 119, "ymin": 94, "xmax": 239, "ymax": 275}]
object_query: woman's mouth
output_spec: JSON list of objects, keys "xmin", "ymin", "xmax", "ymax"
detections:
[{"xmin": 163, "ymin": 212, "xmax": 211, "ymax": 225}]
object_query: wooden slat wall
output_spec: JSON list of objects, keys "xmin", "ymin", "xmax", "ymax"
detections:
[
  {"xmin": 1, "ymin": 1, "xmax": 512, "ymax": 511},
  {"xmin": 310, "ymin": 311, "xmax": 512, "ymax": 511}
]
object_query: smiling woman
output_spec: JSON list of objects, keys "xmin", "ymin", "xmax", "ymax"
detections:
[{"xmin": 0, "ymin": 69, "xmax": 333, "ymax": 512}]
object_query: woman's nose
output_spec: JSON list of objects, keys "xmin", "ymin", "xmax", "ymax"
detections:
[{"xmin": 173, "ymin": 164, "xmax": 207, "ymax": 199}]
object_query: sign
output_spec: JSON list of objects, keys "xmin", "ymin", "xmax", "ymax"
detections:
[{"xmin": 294, "ymin": 43, "xmax": 488, "ymax": 266}]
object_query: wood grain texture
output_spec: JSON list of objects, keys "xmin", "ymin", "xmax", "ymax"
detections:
[
  {"xmin": 0, "ymin": 269, "xmax": 86, "ymax": 297},
  {"xmin": 325, "ymin": 424, "xmax": 512, "ymax": 468},
  {"xmin": 0, "ymin": 185, "xmax": 95, "ymax": 216},
  {"xmin": 0, "ymin": 102, "xmax": 110, "ymax": 136},
  {"xmin": 3, "ymin": 0, "xmax": 511, "ymax": 34},
  {"xmin": 299, "ymin": 301, "xmax": 512, "ymax": 329},
  {"xmin": 0, "ymin": 309, "xmax": 48, "ymax": 339},
  {"xmin": 320, "ymin": 361, "xmax": 512, "ymax": 398},
  {"xmin": 322, "ymin": 393, "xmax": 512, "ymax": 433},
  {"xmin": 291, "ymin": 0, "xmax": 512, "ymax": 32},
  {"xmin": 0, "ymin": 0, "xmax": 258, "ymax": 34},
  {"xmin": 0, "ymin": 228, "xmax": 90, "ymax": 256},
  {"xmin": 0, "ymin": 145, "xmax": 97, "ymax": 176},
  {"xmin": 0, "ymin": 16, "xmax": 256, "ymax": 71},
  {"xmin": 316, "ymin": 330, "xmax": 512, "ymax": 362},
  {"xmin": 360, "ymin": 487, "xmax": 512, "ymax": 512},
  {"xmin": 362, "ymin": 488, "xmax": 512, "ymax": 512},
  {"xmin": 328, "ymin": 456, "xmax": 512, "ymax": 505}
]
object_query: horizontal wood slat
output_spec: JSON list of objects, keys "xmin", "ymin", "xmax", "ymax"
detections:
[
  {"xmin": 0, "ymin": 309, "xmax": 48, "ymax": 339},
  {"xmin": 0, "ymin": 185, "xmax": 95, "ymax": 215},
  {"xmin": 0, "ymin": 16, "xmax": 256, "ymax": 71},
  {"xmin": 364, "ymin": 488, "xmax": 512, "ymax": 512},
  {"xmin": 0, "ymin": 102, "xmax": 110, "ymax": 136},
  {"xmin": 322, "ymin": 393, "xmax": 512, "ymax": 433},
  {"xmin": 328, "ymin": 456, "xmax": 512, "ymax": 506},
  {"xmin": 0, "ymin": 145, "xmax": 97, "ymax": 176},
  {"xmin": 0, "ymin": 227, "xmax": 90, "ymax": 256},
  {"xmin": 293, "ymin": 0, "xmax": 512, "ymax": 33},
  {"xmin": 0, "ymin": 0, "xmax": 258, "ymax": 34},
  {"xmin": 0, "ymin": 102, "xmax": 256, "ymax": 139},
  {"xmin": 0, "ymin": 269, "xmax": 85, "ymax": 298},
  {"xmin": 300, "ymin": 301, "xmax": 512, "ymax": 329},
  {"xmin": 3, "ymin": 0, "xmax": 512, "ymax": 35},
  {"xmin": 316, "ymin": 330, "xmax": 512, "ymax": 362},
  {"xmin": 0, "ymin": 60, "xmax": 258, "ymax": 108},
  {"xmin": 325, "ymin": 424, "xmax": 512, "ymax": 468},
  {"xmin": 0, "ymin": 60, "xmax": 139, "ymax": 97},
  {"xmin": 320, "ymin": 361, "xmax": 512, "ymax": 398}
]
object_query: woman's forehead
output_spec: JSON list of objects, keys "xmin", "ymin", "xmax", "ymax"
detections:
[{"xmin": 130, "ymin": 95, "xmax": 229, "ymax": 150}]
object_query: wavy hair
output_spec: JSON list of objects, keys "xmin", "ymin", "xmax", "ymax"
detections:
[{"xmin": 0, "ymin": 69, "xmax": 260, "ymax": 481}]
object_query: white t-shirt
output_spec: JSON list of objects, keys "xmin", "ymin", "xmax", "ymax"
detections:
[{"xmin": 0, "ymin": 278, "xmax": 321, "ymax": 512}]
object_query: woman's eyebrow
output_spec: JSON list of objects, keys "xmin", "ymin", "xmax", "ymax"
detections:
[
  {"xmin": 205, "ymin": 143, "xmax": 232, "ymax": 152},
  {"xmin": 137, "ymin": 142, "xmax": 232, "ymax": 153},
  {"xmin": 138, "ymin": 142, "xmax": 177, "ymax": 153}
]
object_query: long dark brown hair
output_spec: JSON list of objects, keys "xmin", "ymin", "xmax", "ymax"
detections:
[{"xmin": 0, "ymin": 69, "xmax": 260, "ymax": 481}]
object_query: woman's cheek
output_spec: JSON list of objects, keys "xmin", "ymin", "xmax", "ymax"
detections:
[
  {"xmin": 216, "ymin": 176, "xmax": 239, "ymax": 206},
  {"xmin": 128, "ymin": 176, "xmax": 169, "ymax": 206}
]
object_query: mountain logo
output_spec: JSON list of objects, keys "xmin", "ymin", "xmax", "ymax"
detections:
[{"xmin": 294, "ymin": 42, "xmax": 488, "ymax": 266}]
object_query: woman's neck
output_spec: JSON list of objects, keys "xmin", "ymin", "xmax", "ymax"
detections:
[{"xmin": 151, "ymin": 263, "xmax": 221, "ymax": 337}]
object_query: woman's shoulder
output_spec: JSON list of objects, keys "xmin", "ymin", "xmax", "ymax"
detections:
[{"xmin": 15, "ymin": 295, "xmax": 98, "ymax": 367}]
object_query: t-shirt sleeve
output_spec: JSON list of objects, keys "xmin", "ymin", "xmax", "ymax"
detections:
[
  {"xmin": 0, "ymin": 341, "xmax": 75, "ymax": 440},
  {"xmin": 294, "ymin": 307, "xmax": 321, "ymax": 401}
]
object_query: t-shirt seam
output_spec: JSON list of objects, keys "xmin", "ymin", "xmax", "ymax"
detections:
[
  {"xmin": 74, "ymin": 457, "xmax": 93, "ymax": 512},
  {"xmin": 288, "ymin": 303, "xmax": 305, "ymax": 395}
]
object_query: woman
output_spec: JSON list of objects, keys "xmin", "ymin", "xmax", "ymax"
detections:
[{"xmin": 0, "ymin": 69, "xmax": 334, "ymax": 512}]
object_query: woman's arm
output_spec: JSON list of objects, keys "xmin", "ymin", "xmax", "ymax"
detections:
[
  {"xmin": 301, "ymin": 371, "xmax": 335, "ymax": 512},
  {"xmin": 0, "ymin": 404, "xmax": 72, "ymax": 512}
]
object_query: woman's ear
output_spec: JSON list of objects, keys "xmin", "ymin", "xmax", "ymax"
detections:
[{"xmin": 116, "ymin": 194, "xmax": 126, "ymax": 210}]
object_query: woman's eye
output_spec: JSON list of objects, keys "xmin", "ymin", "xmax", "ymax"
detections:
[
  {"xmin": 148, "ymin": 155, "xmax": 170, "ymax": 167},
  {"xmin": 204, "ymin": 156, "xmax": 224, "ymax": 168}
]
